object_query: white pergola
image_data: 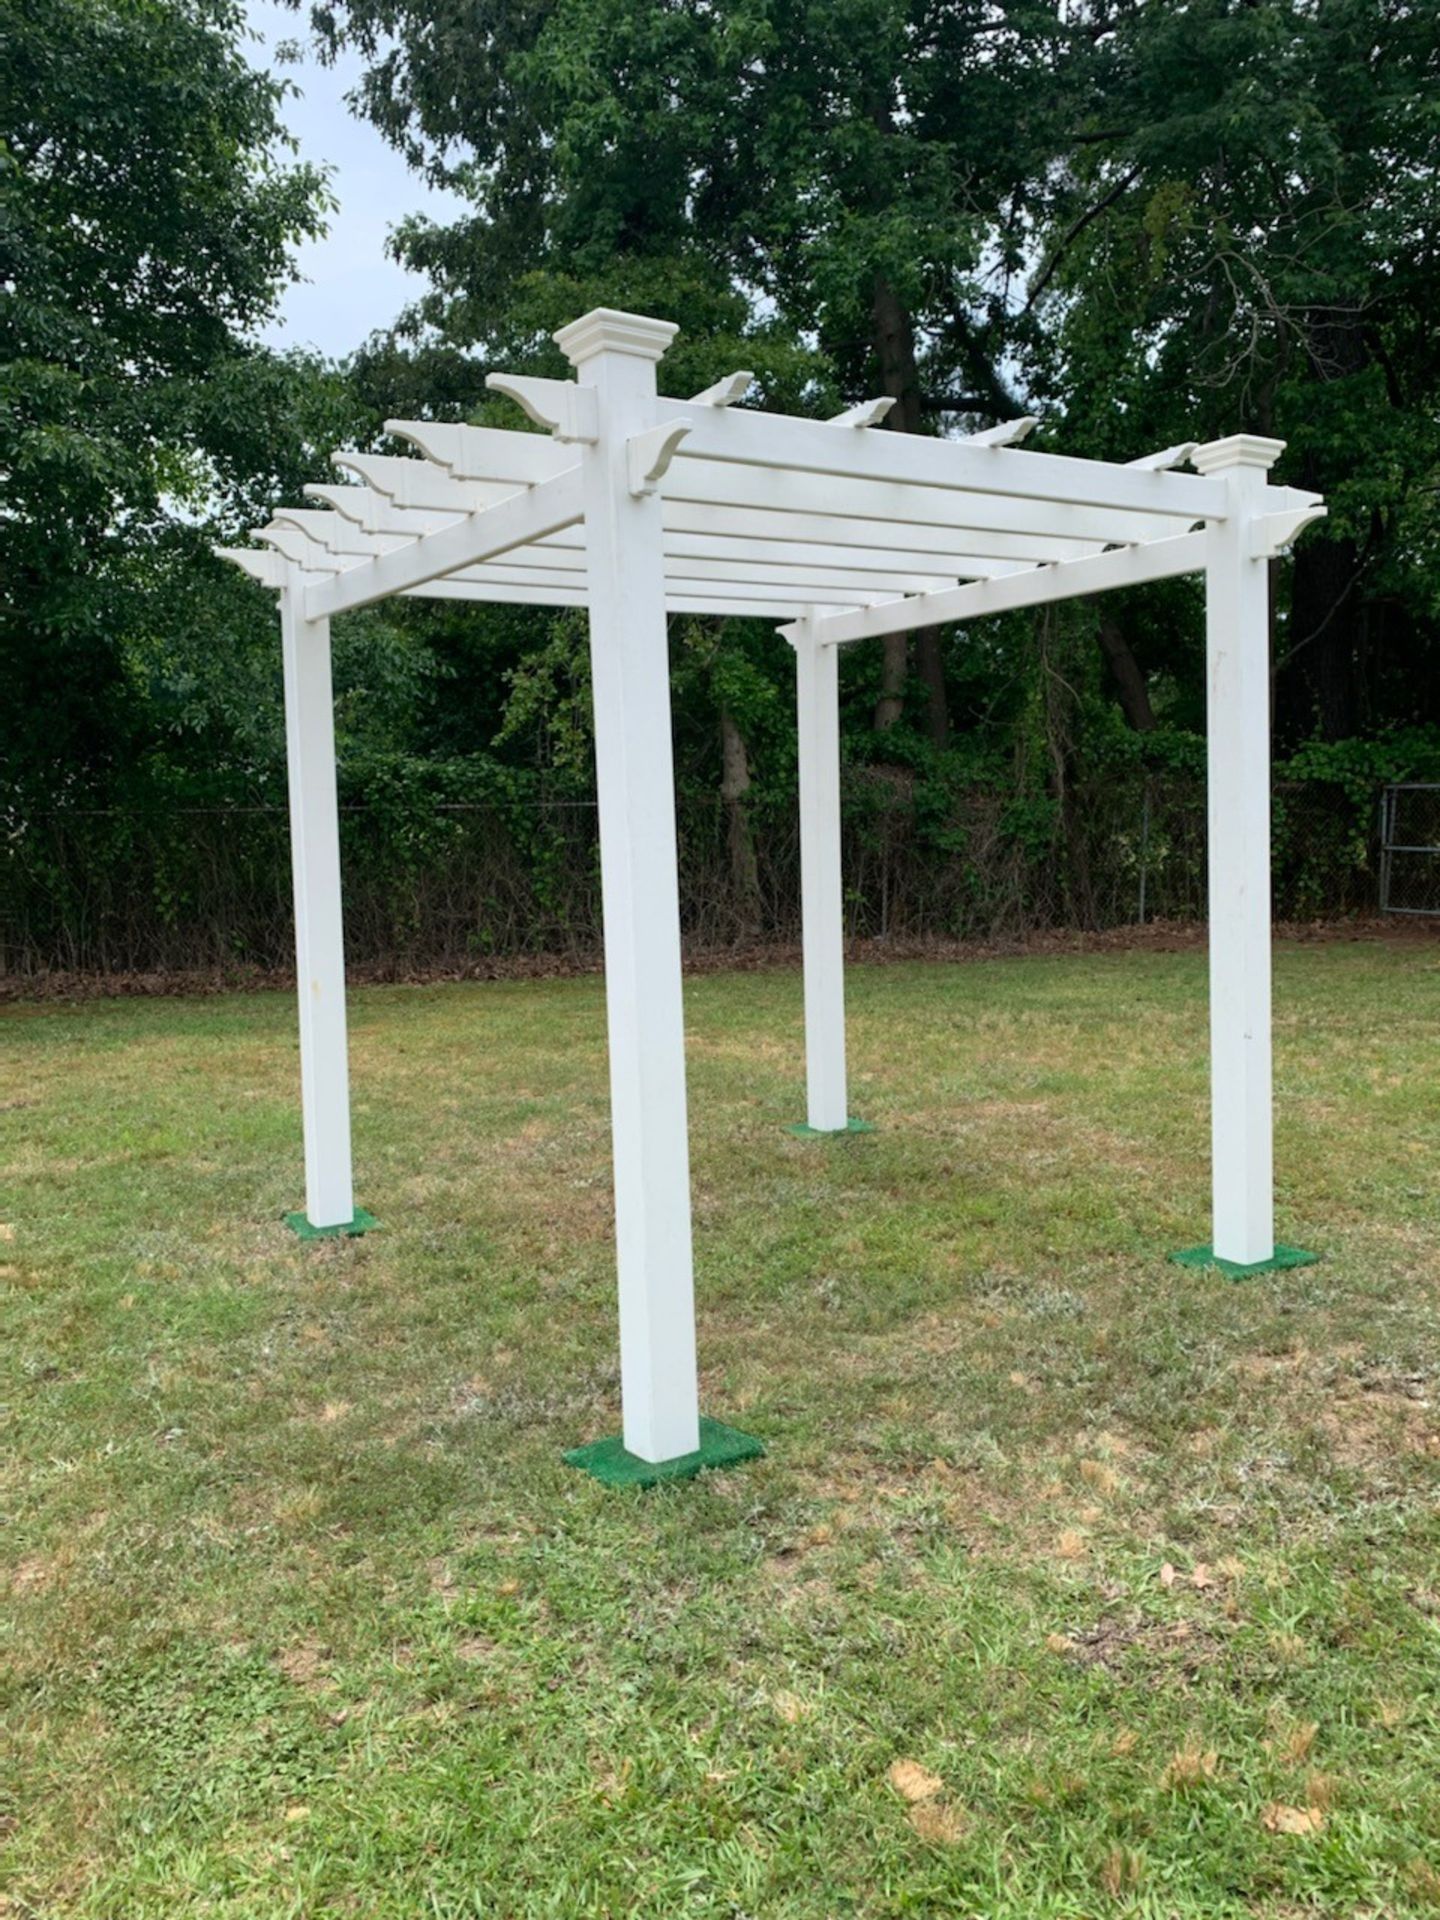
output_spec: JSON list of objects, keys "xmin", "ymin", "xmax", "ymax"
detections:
[{"xmin": 221, "ymin": 306, "xmax": 1326, "ymax": 1469}]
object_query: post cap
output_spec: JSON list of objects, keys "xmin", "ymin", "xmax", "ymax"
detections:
[
  {"xmin": 554, "ymin": 308, "xmax": 679, "ymax": 367},
  {"xmin": 1190, "ymin": 433, "xmax": 1286, "ymax": 475}
]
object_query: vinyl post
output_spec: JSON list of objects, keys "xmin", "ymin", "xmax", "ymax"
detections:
[
  {"xmin": 791, "ymin": 619, "xmax": 849, "ymax": 1131},
  {"xmin": 1193, "ymin": 435, "xmax": 1283, "ymax": 1265},
  {"xmin": 556, "ymin": 309, "xmax": 701, "ymax": 1463},
  {"xmin": 279, "ymin": 584, "xmax": 355, "ymax": 1229}
]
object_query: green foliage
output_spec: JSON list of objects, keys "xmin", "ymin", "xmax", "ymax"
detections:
[
  {"xmin": 1278, "ymin": 728, "xmax": 1440, "ymax": 807},
  {"xmin": 304, "ymin": 0, "xmax": 1077, "ymax": 418},
  {"xmin": 1031, "ymin": 0, "xmax": 1440, "ymax": 737},
  {"xmin": 9, "ymin": 0, "xmax": 1440, "ymax": 967},
  {"xmin": 1, "ymin": 0, "xmax": 339, "ymax": 803}
]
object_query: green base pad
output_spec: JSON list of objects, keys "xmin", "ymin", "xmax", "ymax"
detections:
[
  {"xmin": 1169, "ymin": 1242, "xmax": 1319, "ymax": 1279},
  {"xmin": 284, "ymin": 1207, "xmax": 379, "ymax": 1241},
  {"xmin": 786, "ymin": 1117, "xmax": 875, "ymax": 1138},
  {"xmin": 565, "ymin": 1417, "xmax": 765, "ymax": 1488}
]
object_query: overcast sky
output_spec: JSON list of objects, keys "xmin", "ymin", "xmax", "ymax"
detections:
[{"xmin": 246, "ymin": 0, "xmax": 465, "ymax": 359}]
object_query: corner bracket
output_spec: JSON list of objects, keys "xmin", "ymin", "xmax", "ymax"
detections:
[
  {"xmin": 1248, "ymin": 504, "xmax": 1328, "ymax": 559},
  {"xmin": 627, "ymin": 420, "xmax": 692, "ymax": 497},
  {"xmin": 486, "ymin": 373, "xmax": 599, "ymax": 445}
]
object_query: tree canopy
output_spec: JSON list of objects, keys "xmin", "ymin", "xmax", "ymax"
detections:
[
  {"xmin": 1, "ymin": 0, "xmax": 340, "ymax": 802},
  {"xmin": 6, "ymin": 0, "xmax": 1440, "ymax": 972},
  {"xmin": 304, "ymin": 0, "xmax": 1440, "ymax": 748}
]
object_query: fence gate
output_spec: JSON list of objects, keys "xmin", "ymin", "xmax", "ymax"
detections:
[{"xmin": 1379, "ymin": 784, "xmax": 1440, "ymax": 915}]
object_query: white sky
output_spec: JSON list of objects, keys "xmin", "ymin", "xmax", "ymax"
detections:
[{"xmin": 246, "ymin": 0, "xmax": 465, "ymax": 358}]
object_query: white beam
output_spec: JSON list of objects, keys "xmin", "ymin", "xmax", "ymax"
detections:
[
  {"xmin": 401, "ymin": 578, "xmax": 586, "ymax": 608},
  {"xmin": 667, "ymin": 498, "xmax": 1118, "ymax": 563},
  {"xmin": 329, "ymin": 454, "xmax": 520, "ymax": 515},
  {"xmin": 655, "ymin": 401, "xmax": 1229, "ymax": 520},
  {"xmin": 279, "ymin": 584, "xmax": 355, "ymax": 1229},
  {"xmin": 384, "ymin": 420, "xmax": 577, "ymax": 487},
  {"xmin": 801, "ymin": 530, "xmax": 1208, "ymax": 647},
  {"xmin": 326, "ymin": 484, "xmax": 1104, "ymax": 565},
  {"xmin": 406, "ymin": 579, "xmax": 853, "ymax": 620},
  {"xmin": 555, "ymin": 305, "xmax": 701, "ymax": 1465},
  {"xmin": 661, "ymin": 534, "xmax": 995, "ymax": 582},
  {"xmin": 313, "ymin": 469, "xmax": 1178, "ymax": 558},
  {"xmin": 441, "ymin": 562, "xmax": 874, "ymax": 609},
  {"xmin": 1194, "ymin": 434, "xmax": 1282, "ymax": 1264},
  {"xmin": 792, "ymin": 621, "xmax": 849, "ymax": 1131},
  {"xmin": 260, "ymin": 526, "xmax": 343, "ymax": 572},
  {"xmin": 273, "ymin": 509, "xmax": 403, "ymax": 558},
  {"xmin": 665, "ymin": 596, "xmax": 856, "ymax": 619},
  {"xmin": 655, "ymin": 457, "xmax": 1204, "ymax": 551},
  {"xmin": 216, "ymin": 547, "xmax": 287, "ymax": 588},
  {"xmin": 304, "ymin": 487, "xmax": 1076, "ymax": 572},
  {"xmin": 302, "ymin": 466, "xmax": 586, "ymax": 621},
  {"xmin": 664, "ymin": 556, "xmax": 956, "ymax": 596}
]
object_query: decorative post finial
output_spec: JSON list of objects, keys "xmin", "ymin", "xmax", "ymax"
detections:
[
  {"xmin": 554, "ymin": 308, "xmax": 679, "ymax": 368},
  {"xmin": 1190, "ymin": 434, "xmax": 1285, "ymax": 475}
]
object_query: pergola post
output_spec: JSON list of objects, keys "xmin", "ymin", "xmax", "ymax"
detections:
[
  {"xmin": 555, "ymin": 309, "xmax": 701, "ymax": 1465},
  {"xmin": 278, "ymin": 583, "xmax": 359, "ymax": 1233},
  {"xmin": 1191, "ymin": 435, "xmax": 1284, "ymax": 1268},
  {"xmin": 790, "ymin": 618, "xmax": 852, "ymax": 1133}
]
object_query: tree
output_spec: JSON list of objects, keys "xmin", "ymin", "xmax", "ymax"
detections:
[
  {"xmin": 1030, "ymin": 0, "xmax": 1440, "ymax": 742},
  {"xmin": 299, "ymin": 0, "xmax": 1089, "ymax": 744},
  {"xmin": 1, "ymin": 0, "xmax": 334, "ymax": 807}
]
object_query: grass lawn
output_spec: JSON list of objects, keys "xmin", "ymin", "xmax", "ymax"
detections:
[{"xmin": 5, "ymin": 938, "xmax": 1440, "ymax": 1917}]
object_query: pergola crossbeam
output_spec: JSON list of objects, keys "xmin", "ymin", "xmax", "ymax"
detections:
[
  {"xmin": 800, "ymin": 529, "xmax": 1210, "ymax": 648},
  {"xmin": 652, "ymin": 460, "xmax": 1205, "ymax": 549},
  {"xmin": 303, "ymin": 485, "xmax": 1104, "ymax": 573},
  {"xmin": 302, "ymin": 465, "xmax": 587, "ymax": 620},
  {"xmin": 652, "ymin": 400, "xmax": 1229, "ymax": 519},
  {"xmin": 385, "ymin": 420, "xmax": 578, "ymax": 487}
]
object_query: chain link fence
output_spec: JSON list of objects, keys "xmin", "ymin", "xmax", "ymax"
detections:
[
  {"xmin": 1, "ymin": 773, "xmax": 1385, "ymax": 979},
  {"xmin": 1379, "ymin": 784, "xmax": 1440, "ymax": 916}
]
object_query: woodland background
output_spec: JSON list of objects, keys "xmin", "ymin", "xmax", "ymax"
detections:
[{"xmin": 5, "ymin": 0, "xmax": 1440, "ymax": 975}]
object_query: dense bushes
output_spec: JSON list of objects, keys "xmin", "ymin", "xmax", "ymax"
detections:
[{"xmin": 3, "ymin": 738, "xmax": 1418, "ymax": 977}]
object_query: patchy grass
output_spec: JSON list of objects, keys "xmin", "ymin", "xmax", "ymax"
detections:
[{"xmin": 4, "ymin": 937, "xmax": 1440, "ymax": 1917}]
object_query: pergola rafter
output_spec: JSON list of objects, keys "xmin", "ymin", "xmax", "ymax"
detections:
[{"xmin": 219, "ymin": 306, "xmax": 1326, "ymax": 1472}]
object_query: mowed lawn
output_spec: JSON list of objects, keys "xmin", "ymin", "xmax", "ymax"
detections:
[{"xmin": 5, "ymin": 940, "xmax": 1440, "ymax": 1918}]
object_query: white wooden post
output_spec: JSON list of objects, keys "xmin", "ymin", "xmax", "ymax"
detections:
[
  {"xmin": 791, "ymin": 619, "xmax": 850, "ymax": 1131},
  {"xmin": 279, "ymin": 582, "xmax": 355, "ymax": 1229},
  {"xmin": 1192, "ymin": 434, "xmax": 1284, "ymax": 1265},
  {"xmin": 555, "ymin": 309, "xmax": 701, "ymax": 1463}
]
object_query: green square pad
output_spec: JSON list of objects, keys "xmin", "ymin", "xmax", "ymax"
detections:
[
  {"xmin": 284, "ymin": 1207, "xmax": 379, "ymax": 1240},
  {"xmin": 565, "ymin": 1417, "xmax": 765, "ymax": 1488},
  {"xmin": 1169, "ymin": 1242, "xmax": 1318, "ymax": 1279},
  {"xmin": 786, "ymin": 1117, "xmax": 875, "ymax": 1138}
]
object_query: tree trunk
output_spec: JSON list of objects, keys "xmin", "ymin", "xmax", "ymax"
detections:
[
  {"xmin": 1272, "ymin": 316, "xmax": 1372, "ymax": 745},
  {"xmin": 1096, "ymin": 613, "xmax": 1156, "ymax": 731},
  {"xmin": 719, "ymin": 705, "xmax": 763, "ymax": 935},
  {"xmin": 1279, "ymin": 528, "xmax": 1363, "ymax": 743},
  {"xmin": 874, "ymin": 636, "xmax": 907, "ymax": 732},
  {"xmin": 870, "ymin": 273, "xmax": 948, "ymax": 746}
]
